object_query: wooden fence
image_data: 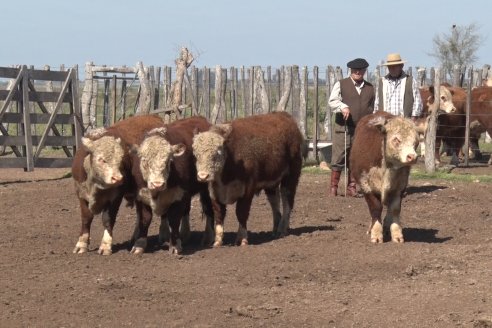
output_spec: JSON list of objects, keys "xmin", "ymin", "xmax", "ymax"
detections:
[
  {"xmin": 1, "ymin": 62, "xmax": 491, "ymax": 170},
  {"xmin": 0, "ymin": 65, "xmax": 81, "ymax": 171}
]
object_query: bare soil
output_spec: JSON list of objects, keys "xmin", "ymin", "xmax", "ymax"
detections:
[{"xmin": 1, "ymin": 159, "xmax": 491, "ymax": 328}]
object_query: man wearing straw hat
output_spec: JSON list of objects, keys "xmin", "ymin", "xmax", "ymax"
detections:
[
  {"xmin": 375, "ymin": 53, "xmax": 423, "ymax": 120},
  {"xmin": 328, "ymin": 58, "xmax": 375, "ymax": 197}
]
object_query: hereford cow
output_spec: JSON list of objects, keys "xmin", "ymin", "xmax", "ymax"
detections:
[
  {"xmin": 130, "ymin": 116, "xmax": 213, "ymax": 255},
  {"xmin": 72, "ymin": 115, "xmax": 164, "ymax": 255},
  {"xmin": 192, "ymin": 111, "xmax": 303, "ymax": 247},
  {"xmin": 350, "ymin": 112, "xmax": 419, "ymax": 243},
  {"xmin": 415, "ymin": 85, "xmax": 458, "ymax": 159}
]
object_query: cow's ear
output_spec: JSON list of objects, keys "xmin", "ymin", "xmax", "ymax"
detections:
[
  {"xmin": 84, "ymin": 127, "xmax": 107, "ymax": 139},
  {"xmin": 172, "ymin": 143, "xmax": 186, "ymax": 157},
  {"xmin": 147, "ymin": 127, "xmax": 166, "ymax": 137},
  {"xmin": 213, "ymin": 123, "xmax": 233, "ymax": 138},
  {"xmin": 81, "ymin": 137, "xmax": 94, "ymax": 152},
  {"xmin": 368, "ymin": 116, "xmax": 387, "ymax": 134},
  {"xmin": 429, "ymin": 86, "xmax": 435, "ymax": 96},
  {"xmin": 129, "ymin": 144, "xmax": 139, "ymax": 156}
]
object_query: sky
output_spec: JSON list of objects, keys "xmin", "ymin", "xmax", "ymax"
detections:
[{"xmin": 3, "ymin": 0, "xmax": 492, "ymax": 72}]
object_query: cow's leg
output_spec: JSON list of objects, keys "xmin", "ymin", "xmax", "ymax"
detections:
[
  {"xmin": 167, "ymin": 200, "xmax": 186, "ymax": 255},
  {"xmin": 276, "ymin": 168, "xmax": 301, "ymax": 237},
  {"xmin": 73, "ymin": 198, "xmax": 93, "ymax": 254},
  {"xmin": 97, "ymin": 195, "xmax": 123, "ymax": 255},
  {"xmin": 158, "ymin": 215, "xmax": 170, "ymax": 246},
  {"xmin": 179, "ymin": 199, "xmax": 191, "ymax": 245},
  {"xmin": 385, "ymin": 193, "xmax": 404, "ymax": 243},
  {"xmin": 235, "ymin": 196, "xmax": 253, "ymax": 246},
  {"xmin": 212, "ymin": 200, "xmax": 227, "ymax": 247},
  {"xmin": 364, "ymin": 193, "xmax": 383, "ymax": 243},
  {"xmin": 264, "ymin": 187, "xmax": 281, "ymax": 235},
  {"xmin": 130, "ymin": 201, "xmax": 153, "ymax": 255},
  {"xmin": 199, "ymin": 190, "xmax": 215, "ymax": 246}
]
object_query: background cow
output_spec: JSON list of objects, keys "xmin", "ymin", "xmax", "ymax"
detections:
[
  {"xmin": 350, "ymin": 112, "xmax": 419, "ymax": 243},
  {"xmin": 130, "ymin": 116, "xmax": 213, "ymax": 255},
  {"xmin": 192, "ymin": 111, "xmax": 303, "ymax": 247},
  {"xmin": 72, "ymin": 115, "xmax": 164, "ymax": 255}
]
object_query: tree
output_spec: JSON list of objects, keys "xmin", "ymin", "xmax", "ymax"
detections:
[{"xmin": 429, "ymin": 23, "xmax": 484, "ymax": 78}]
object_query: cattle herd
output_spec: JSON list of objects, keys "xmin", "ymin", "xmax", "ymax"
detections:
[{"xmin": 71, "ymin": 84, "xmax": 492, "ymax": 255}]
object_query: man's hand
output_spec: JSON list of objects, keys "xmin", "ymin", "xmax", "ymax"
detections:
[{"xmin": 341, "ymin": 107, "xmax": 350, "ymax": 120}]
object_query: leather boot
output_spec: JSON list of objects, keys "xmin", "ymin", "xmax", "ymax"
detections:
[
  {"xmin": 346, "ymin": 172, "xmax": 358, "ymax": 197},
  {"xmin": 329, "ymin": 170, "xmax": 341, "ymax": 196}
]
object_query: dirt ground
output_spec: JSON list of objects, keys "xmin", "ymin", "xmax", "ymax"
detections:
[{"xmin": 1, "ymin": 159, "xmax": 491, "ymax": 328}]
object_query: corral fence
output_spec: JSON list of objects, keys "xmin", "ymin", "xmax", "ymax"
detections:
[
  {"xmin": 0, "ymin": 65, "xmax": 81, "ymax": 171},
  {"xmin": 1, "ymin": 62, "xmax": 491, "ymax": 170}
]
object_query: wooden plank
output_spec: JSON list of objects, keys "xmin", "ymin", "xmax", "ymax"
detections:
[
  {"xmin": 1, "ymin": 112, "xmax": 74, "ymax": 124},
  {"xmin": 0, "ymin": 90, "xmax": 22, "ymax": 101},
  {"xmin": 0, "ymin": 66, "xmax": 21, "ymax": 79},
  {"xmin": 0, "ymin": 135, "xmax": 76, "ymax": 146},
  {"xmin": 0, "ymin": 158, "xmax": 30, "ymax": 168},
  {"xmin": 0, "ymin": 124, "xmax": 22, "ymax": 156},
  {"xmin": 33, "ymin": 157, "xmax": 73, "ymax": 168},
  {"xmin": 29, "ymin": 69, "xmax": 69, "ymax": 82},
  {"xmin": 22, "ymin": 66, "xmax": 34, "ymax": 171},
  {"xmin": 28, "ymin": 91, "xmax": 72, "ymax": 103}
]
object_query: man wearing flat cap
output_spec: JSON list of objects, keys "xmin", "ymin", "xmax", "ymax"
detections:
[
  {"xmin": 328, "ymin": 58, "xmax": 375, "ymax": 197},
  {"xmin": 375, "ymin": 53, "xmax": 422, "ymax": 119}
]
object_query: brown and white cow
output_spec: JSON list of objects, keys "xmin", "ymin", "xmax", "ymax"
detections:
[
  {"xmin": 130, "ymin": 116, "xmax": 214, "ymax": 255},
  {"xmin": 415, "ymin": 85, "xmax": 458, "ymax": 159},
  {"xmin": 192, "ymin": 111, "xmax": 303, "ymax": 247},
  {"xmin": 350, "ymin": 111, "xmax": 419, "ymax": 243},
  {"xmin": 72, "ymin": 115, "xmax": 164, "ymax": 255}
]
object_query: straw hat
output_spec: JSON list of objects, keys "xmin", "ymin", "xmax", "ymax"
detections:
[{"xmin": 382, "ymin": 53, "xmax": 406, "ymax": 66}]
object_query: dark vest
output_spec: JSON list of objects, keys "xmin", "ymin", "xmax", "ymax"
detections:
[
  {"xmin": 335, "ymin": 78, "xmax": 375, "ymax": 127},
  {"xmin": 377, "ymin": 75, "xmax": 414, "ymax": 118}
]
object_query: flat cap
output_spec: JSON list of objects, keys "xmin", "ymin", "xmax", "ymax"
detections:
[{"xmin": 347, "ymin": 58, "xmax": 369, "ymax": 69}]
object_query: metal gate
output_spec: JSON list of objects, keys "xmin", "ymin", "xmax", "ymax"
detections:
[{"xmin": 0, "ymin": 65, "xmax": 82, "ymax": 171}]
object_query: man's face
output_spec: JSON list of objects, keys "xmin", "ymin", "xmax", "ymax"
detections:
[
  {"xmin": 388, "ymin": 64, "xmax": 404, "ymax": 78},
  {"xmin": 350, "ymin": 68, "xmax": 366, "ymax": 82}
]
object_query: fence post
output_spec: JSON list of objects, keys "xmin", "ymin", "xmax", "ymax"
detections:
[
  {"xmin": 313, "ymin": 66, "xmax": 319, "ymax": 163},
  {"xmin": 425, "ymin": 68, "xmax": 440, "ymax": 173},
  {"xmin": 464, "ymin": 67, "xmax": 473, "ymax": 166}
]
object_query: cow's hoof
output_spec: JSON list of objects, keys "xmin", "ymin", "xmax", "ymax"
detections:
[
  {"xmin": 238, "ymin": 239, "xmax": 248, "ymax": 246},
  {"xmin": 370, "ymin": 235, "xmax": 383, "ymax": 243},
  {"xmin": 390, "ymin": 224, "xmax": 404, "ymax": 243},
  {"xmin": 169, "ymin": 240, "xmax": 182, "ymax": 255},
  {"xmin": 73, "ymin": 245, "xmax": 88, "ymax": 254},
  {"xmin": 213, "ymin": 241, "xmax": 223, "ymax": 248},
  {"xmin": 97, "ymin": 246, "xmax": 112, "ymax": 256},
  {"xmin": 392, "ymin": 236, "xmax": 405, "ymax": 243},
  {"xmin": 130, "ymin": 247, "xmax": 144, "ymax": 255},
  {"xmin": 169, "ymin": 246, "xmax": 182, "ymax": 255}
]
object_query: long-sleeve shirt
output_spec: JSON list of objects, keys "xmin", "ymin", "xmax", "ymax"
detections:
[{"xmin": 374, "ymin": 75, "xmax": 423, "ymax": 117}]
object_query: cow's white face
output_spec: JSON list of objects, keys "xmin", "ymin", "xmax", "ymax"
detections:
[
  {"xmin": 138, "ymin": 135, "xmax": 185, "ymax": 191},
  {"xmin": 192, "ymin": 129, "xmax": 228, "ymax": 182},
  {"xmin": 382, "ymin": 118, "xmax": 419, "ymax": 167},
  {"xmin": 429, "ymin": 85, "xmax": 457, "ymax": 114},
  {"xmin": 82, "ymin": 136, "xmax": 125, "ymax": 188}
]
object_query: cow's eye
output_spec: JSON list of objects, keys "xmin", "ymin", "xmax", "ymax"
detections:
[
  {"xmin": 392, "ymin": 136, "xmax": 401, "ymax": 147},
  {"xmin": 97, "ymin": 157, "xmax": 106, "ymax": 164}
]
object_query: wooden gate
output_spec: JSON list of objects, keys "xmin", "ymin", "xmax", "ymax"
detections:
[{"xmin": 0, "ymin": 65, "xmax": 82, "ymax": 171}]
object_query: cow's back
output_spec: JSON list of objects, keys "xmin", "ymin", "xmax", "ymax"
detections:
[
  {"xmin": 350, "ymin": 112, "xmax": 388, "ymax": 181},
  {"xmin": 224, "ymin": 112, "xmax": 303, "ymax": 183}
]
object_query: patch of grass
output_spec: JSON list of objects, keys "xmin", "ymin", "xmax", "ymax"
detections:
[
  {"xmin": 410, "ymin": 167, "xmax": 492, "ymax": 183},
  {"xmin": 302, "ymin": 163, "xmax": 492, "ymax": 183},
  {"xmin": 302, "ymin": 165, "xmax": 330, "ymax": 175}
]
